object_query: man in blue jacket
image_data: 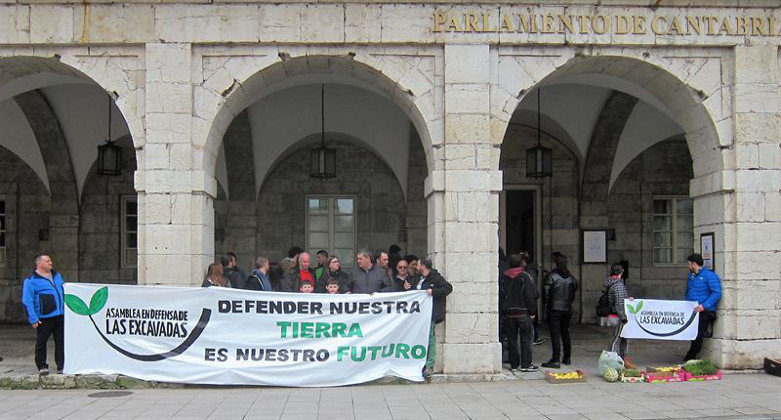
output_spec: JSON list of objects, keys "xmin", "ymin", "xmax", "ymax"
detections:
[
  {"xmin": 683, "ymin": 253, "xmax": 721, "ymax": 362},
  {"xmin": 21, "ymin": 253, "xmax": 66, "ymax": 375}
]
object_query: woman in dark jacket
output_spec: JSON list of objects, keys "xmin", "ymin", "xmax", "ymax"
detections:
[{"xmin": 316, "ymin": 256, "xmax": 352, "ymax": 293}]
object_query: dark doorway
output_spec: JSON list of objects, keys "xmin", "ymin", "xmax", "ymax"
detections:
[{"xmin": 505, "ymin": 190, "xmax": 535, "ymax": 257}]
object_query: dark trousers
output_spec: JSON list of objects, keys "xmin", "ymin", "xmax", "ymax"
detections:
[
  {"xmin": 35, "ymin": 315, "xmax": 64, "ymax": 371},
  {"xmin": 548, "ymin": 310, "xmax": 572, "ymax": 362},
  {"xmin": 684, "ymin": 310, "xmax": 712, "ymax": 361},
  {"xmin": 505, "ymin": 315, "xmax": 533, "ymax": 368}
]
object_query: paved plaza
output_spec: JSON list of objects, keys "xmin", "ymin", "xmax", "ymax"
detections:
[
  {"xmin": 1, "ymin": 374, "xmax": 779, "ymax": 420},
  {"xmin": 2, "ymin": 322, "xmax": 780, "ymax": 419}
]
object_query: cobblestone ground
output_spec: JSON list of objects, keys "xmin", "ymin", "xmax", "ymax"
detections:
[{"xmin": 0, "ymin": 375, "xmax": 779, "ymax": 420}]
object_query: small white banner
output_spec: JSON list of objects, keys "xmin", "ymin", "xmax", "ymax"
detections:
[
  {"xmin": 620, "ymin": 299, "xmax": 700, "ymax": 340},
  {"xmin": 63, "ymin": 283, "xmax": 432, "ymax": 387}
]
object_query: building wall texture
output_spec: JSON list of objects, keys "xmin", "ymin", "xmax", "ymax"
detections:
[{"xmin": 0, "ymin": 1, "xmax": 779, "ymax": 371}]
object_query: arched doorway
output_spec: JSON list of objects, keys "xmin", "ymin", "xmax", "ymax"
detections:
[
  {"xmin": 197, "ymin": 54, "xmax": 437, "ymax": 272},
  {"xmin": 497, "ymin": 52, "xmax": 728, "ymax": 363},
  {"xmin": 0, "ymin": 56, "xmax": 138, "ymax": 321}
]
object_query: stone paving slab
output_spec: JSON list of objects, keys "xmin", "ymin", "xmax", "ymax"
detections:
[{"xmin": 0, "ymin": 374, "xmax": 779, "ymax": 420}]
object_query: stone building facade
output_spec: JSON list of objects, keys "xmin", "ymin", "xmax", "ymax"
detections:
[{"xmin": 0, "ymin": 1, "xmax": 779, "ymax": 373}]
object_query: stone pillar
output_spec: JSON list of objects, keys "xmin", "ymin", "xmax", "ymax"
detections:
[
  {"xmin": 701, "ymin": 45, "xmax": 781, "ymax": 368},
  {"xmin": 578, "ymin": 92, "xmax": 638, "ymax": 323},
  {"xmin": 433, "ymin": 44, "xmax": 502, "ymax": 374},
  {"xmin": 137, "ymin": 43, "xmax": 213, "ymax": 285}
]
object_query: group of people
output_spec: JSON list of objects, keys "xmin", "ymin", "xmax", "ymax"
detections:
[
  {"xmin": 18, "ymin": 247, "xmax": 720, "ymax": 378},
  {"xmin": 203, "ymin": 246, "xmax": 432, "ymax": 295},
  {"xmin": 499, "ymin": 251, "xmax": 578, "ymax": 372},
  {"xmin": 499, "ymin": 250, "xmax": 722, "ymax": 373},
  {"xmin": 202, "ymin": 246, "xmax": 453, "ymax": 378},
  {"xmin": 605, "ymin": 253, "xmax": 722, "ymax": 366}
]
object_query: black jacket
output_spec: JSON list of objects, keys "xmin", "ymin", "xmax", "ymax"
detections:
[
  {"xmin": 546, "ymin": 269, "xmax": 578, "ymax": 312},
  {"xmin": 410, "ymin": 269, "xmax": 452, "ymax": 324},
  {"xmin": 315, "ymin": 269, "xmax": 351, "ymax": 293},
  {"xmin": 280, "ymin": 268, "xmax": 315, "ymax": 293},
  {"xmin": 502, "ymin": 268, "xmax": 538, "ymax": 317},
  {"xmin": 392, "ymin": 273, "xmax": 418, "ymax": 292},
  {"xmin": 225, "ymin": 266, "xmax": 247, "ymax": 289}
]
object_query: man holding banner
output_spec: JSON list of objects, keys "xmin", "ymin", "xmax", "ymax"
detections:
[{"xmin": 683, "ymin": 253, "xmax": 721, "ymax": 362}]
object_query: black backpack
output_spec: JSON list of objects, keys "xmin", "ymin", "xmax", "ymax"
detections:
[{"xmin": 596, "ymin": 289, "xmax": 612, "ymax": 317}]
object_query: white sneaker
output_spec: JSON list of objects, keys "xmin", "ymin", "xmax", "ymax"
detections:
[{"xmin": 39, "ymin": 368, "xmax": 49, "ymax": 376}]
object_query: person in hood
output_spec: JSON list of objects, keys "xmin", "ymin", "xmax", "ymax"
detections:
[
  {"xmin": 21, "ymin": 253, "xmax": 65, "ymax": 375},
  {"xmin": 410, "ymin": 258, "xmax": 452, "ymax": 378},
  {"xmin": 501, "ymin": 253, "xmax": 539, "ymax": 372},
  {"xmin": 542, "ymin": 253, "xmax": 578, "ymax": 369},
  {"xmin": 605, "ymin": 263, "xmax": 629, "ymax": 361}
]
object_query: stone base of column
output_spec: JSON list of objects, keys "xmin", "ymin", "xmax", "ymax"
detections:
[
  {"xmin": 703, "ymin": 338, "xmax": 781, "ymax": 369},
  {"xmin": 441, "ymin": 342, "xmax": 502, "ymax": 374}
]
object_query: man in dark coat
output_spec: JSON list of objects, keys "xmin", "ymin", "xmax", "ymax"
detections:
[
  {"xmin": 501, "ymin": 253, "xmax": 539, "ymax": 372},
  {"xmin": 411, "ymin": 258, "xmax": 453, "ymax": 378},
  {"xmin": 222, "ymin": 252, "xmax": 248, "ymax": 289},
  {"xmin": 349, "ymin": 250, "xmax": 393, "ymax": 294}
]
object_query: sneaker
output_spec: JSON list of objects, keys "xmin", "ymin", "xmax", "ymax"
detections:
[
  {"xmin": 562, "ymin": 358, "xmax": 571, "ymax": 365},
  {"xmin": 518, "ymin": 364, "xmax": 538, "ymax": 372},
  {"xmin": 533, "ymin": 338, "xmax": 545, "ymax": 345},
  {"xmin": 56, "ymin": 369, "xmax": 63, "ymax": 374},
  {"xmin": 38, "ymin": 368, "xmax": 49, "ymax": 376},
  {"xmin": 541, "ymin": 360, "xmax": 560, "ymax": 369},
  {"xmin": 422, "ymin": 366, "xmax": 433, "ymax": 378}
]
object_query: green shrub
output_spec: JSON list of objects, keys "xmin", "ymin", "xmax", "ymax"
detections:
[{"xmin": 683, "ymin": 359, "xmax": 719, "ymax": 376}]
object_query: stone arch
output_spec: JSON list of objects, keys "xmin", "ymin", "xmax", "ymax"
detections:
[
  {"xmin": 495, "ymin": 50, "xmax": 726, "ymax": 177},
  {"xmin": 0, "ymin": 54, "xmax": 145, "ymax": 151},
  {"xmin": 0, "ymin": 54, "xmax": 143, "ymax": 283},
  {"xmin": 195, "ymin": 49, "xmax": 440, "ymax": 198},
  {"xmin": 255, "ymin": 137, "xmax": 408, "ymax": 264}
]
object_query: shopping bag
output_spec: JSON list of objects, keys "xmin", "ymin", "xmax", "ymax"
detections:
[{"xmin": 598, "ymin": 350, "xmax": 625, "ymax": 375}]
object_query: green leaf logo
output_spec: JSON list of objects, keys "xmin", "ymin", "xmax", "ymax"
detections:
[
  {"xmin": 64, "ymin": 294, "xmax": 90, "ymax": 316},
  {"xmin": 89, "ymin": 287, "xmax": 108, "ymax": 314},
  {"xmin": 627, "ymin": 300, "xmax": 644, "ymax": 315},
  {"xmin": 65, "ymin": 286, "xmax": 108, "ymax": 316}
]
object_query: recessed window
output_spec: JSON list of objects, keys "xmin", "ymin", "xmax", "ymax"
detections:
[
  {"xmin": 306, "ymin": 196, "xmax": 355, "ymax": 266},
  {"xmin": 0, "ymin": 197, "xmax": 6, "ymax": 267},
  {"xmin": 122, "ymin": 196, "xmax": 137, "ymax": 268},
  {"xmin": 652, "ymin": 197, "xmax": 693, "ymax": 265}
]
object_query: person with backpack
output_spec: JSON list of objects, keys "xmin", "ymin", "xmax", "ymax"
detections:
[
  {"xmin": 604, "ymin": 263, "xmax": 630, "ymax": 361},
  {"xmin": 501, "ymin": 253, "xmax": 539, "ymax": 372},
  {"xmin": 541, "ymin": 253, "xmax": 577, "ymax": 369},
  {"xmin": 683, "ymin": 253, "xmax": 721, "ymax": 362}
]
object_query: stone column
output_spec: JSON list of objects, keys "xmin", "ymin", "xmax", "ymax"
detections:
[
  {"xmin": 701, "ymin": 45, "xmax": 781, "ymax": 368},
  {"xmin": 433, "ymin": 44, "xmax": 502, "ymax": 374},
  {"xmin": 137, "ymin": 43, "xmax": 213, "ymax": 285}
]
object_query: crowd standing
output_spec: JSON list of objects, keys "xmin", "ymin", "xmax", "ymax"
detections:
[
  {"xmin": 202, "ymin": 246, "xmax": 452, "ymax": 378},
  {"xmin": 17, "ymin": 246, "xmax": 719, "ymax": 377}
]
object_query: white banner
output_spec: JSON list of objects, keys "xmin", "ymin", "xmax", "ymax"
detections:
[
  {"xmin": 620, "ymin": 299, "xmax": 699, "ymax": 340},
  {"xmin": 63, "ymin": 283, "xmax": 432, "ymax": 387}
]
